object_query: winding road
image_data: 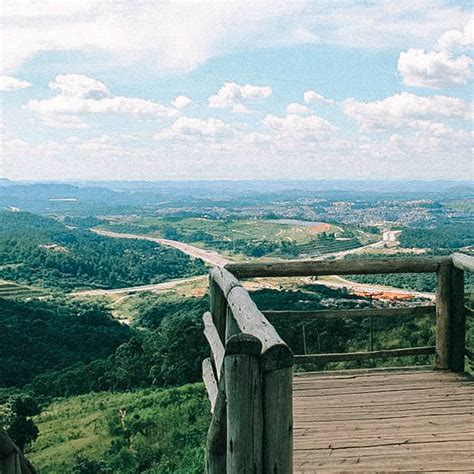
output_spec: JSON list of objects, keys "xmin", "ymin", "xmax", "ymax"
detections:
[
  {"xmin": 72, "ymin": 275, "xmax": 207, "ymax": 297},
  {"xmin": 74, "ymin": 228, "xmax": 433, "ymax": 301},
  {"xmin": 92, "ymin": 229, "xmax": 231, "ymax": 266}
]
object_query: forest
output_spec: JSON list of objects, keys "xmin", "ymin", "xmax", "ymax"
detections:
[
  {"xmin": 399, "ymin": 222, "xmax": 473, "ymax": 250},
  {"xmin": 0, "ymin": 212, "xmax": 206, "ymax": 291}
]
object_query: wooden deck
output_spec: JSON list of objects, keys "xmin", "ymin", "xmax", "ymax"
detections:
[{"xmin": 293, "ymin": 369, "xmax": 474, "ymax": 472}]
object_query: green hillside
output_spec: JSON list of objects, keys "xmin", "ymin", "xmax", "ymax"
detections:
[
  {"xmin": 0, "ymin": 211, "xmax": 206, "ymax": 291},
  {"xmin": 100, "ymin": 216, "xmax": 368, "ymax": 258},
  {"xmin": 27, "ymin": 384, "xmax": 210, "ymax": 474}
]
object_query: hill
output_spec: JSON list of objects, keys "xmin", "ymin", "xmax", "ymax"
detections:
[
  {"xmin": 27, "ymin": 384, "xmax": 210, "ymax": 474},
  {"xmin": 0, "ymin": 211, "xmax": 206, "ymax": 291},
  {"xmin": 0, "ymin": 297, "xmax": 131, "ymax": 389}
]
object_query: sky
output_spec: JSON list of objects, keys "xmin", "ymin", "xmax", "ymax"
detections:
[{"xmin": 0, "ymin": 0, "xmax": 473, "ymax": 181}]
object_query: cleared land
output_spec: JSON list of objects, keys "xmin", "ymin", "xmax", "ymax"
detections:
[
  {"xmin": 0, "ymin": 280, "xmax": 49, "ymax": 299},
  {"xmin": 293, "ymin": 369, "xmax": 474, "ymax": 472},
  {"xmin": 73, "ymin": 275, "xmax": 207, "ymax": 297}
]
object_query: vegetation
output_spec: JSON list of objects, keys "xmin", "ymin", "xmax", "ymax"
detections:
[
  {"xmin": 0, "ymin": 212, "xmax": 206, "ymax": 291},
  {"xmin": 101, "ymin": 216, "xmax": 366, "ymax": 258},
  {"xmin": 0, "ymin": 297, "xmax": 130, "ymax": 389},
  {"xmin": 348, "ymin": 272, "xmax": 437, "ymax": 293},
  {"xmin": 0, "ymin": 395, "xmax": 41, "ymax": 451},
  {"xmin": 0, "ymin": 280, "xmax": 49, "ymax": 299},
  {"xmin": 0, "ymin": 187, "xmax": 471, "ymax": 472},
  {"xmin": 400, "ymin": 222, "xmax": 473, "ymax": 250},
  {"xmin": 0, "ymin": 292, "xmax": 208, "ymax": 399},
  {"xmin": 27, "ymin": 384, "xmax": 210, "ymax": 474}
]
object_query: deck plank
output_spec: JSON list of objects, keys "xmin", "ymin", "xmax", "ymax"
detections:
[{"xmin": 293, "ymin": 370, "xmax": 474, "ymax": 472}]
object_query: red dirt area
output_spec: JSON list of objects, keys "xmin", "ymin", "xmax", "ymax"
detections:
[
  {"xmin": 354, "ymin": 290, "xmax": 414, "ymax": 301},
  {"xmin": 309, "ymin": 223, "xmax": 331, "ymax": 234}
]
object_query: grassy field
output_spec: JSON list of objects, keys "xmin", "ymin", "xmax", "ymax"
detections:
[
  {"xmin": 27, "ymin": 384, "xmax": 210, "ymax": 473},
  {"xmin": 0, "ymin": 280, "xmax": 49, "ymax": 299},
  {"xmin": 101, "ymin": 217, "xmax": 371, "ymax": 258},
  {"xmin": 279, "ymin": 237, "xmax": 362, "ymax": 257},
  {"xmin": 105, "ymin": 217, "xmax": 341, "ymax": 242}
]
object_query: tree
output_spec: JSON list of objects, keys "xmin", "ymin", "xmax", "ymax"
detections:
[{"xmin": 0, "ymin": 395, "xmax": 40, "ymax": 451}]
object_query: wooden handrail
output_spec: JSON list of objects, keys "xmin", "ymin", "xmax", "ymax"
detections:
[
  {"xmin": 263, "ymin": 305, "xmax": 436, "ymax": 321},
  {"xmin": 203, "ymin": 254, "xmax": 470, "ymax": 473},
  {"xmin": 295, "ymin": 346, "xmax": 436, "ymax": 364},
  {"xmin": 203, "ymin": 311, "xmax": 224, "ymax": 377},
  {"xmin": 0, "ymin": 431, "xmax": 36, "ymax": 474},
  {"xmin": 202, "ymin": 358, "xmax": 218, "ymax": 413},
  {"xmin": 452, "ymin": 253, "xmax": 474, "ymax": 272},
  {"xmin": 210, "ymin": 267, "xmax": 293, "ymax": 371},
  {"xmin": 225, "ymin": 256, "xmax": 451, "ymax": 278}
]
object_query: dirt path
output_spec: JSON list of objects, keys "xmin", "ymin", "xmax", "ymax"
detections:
[
  {"xmin": 88, "ymin": 228, "xmax": 430, "ymax": 301},
  {"xmin": 308, "ymin": 275, "xmax": 435, "ymax": 301},
  {"xmin": 92, "ymin": 228, "xmax": 232, "ymax": 266},
  {"xmin": 72, "ymin": 275, "xmax": 207, "ymax": 297}
]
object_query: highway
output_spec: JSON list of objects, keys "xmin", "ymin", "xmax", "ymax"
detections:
[{"xmin": 76, "ymin": 228, "xmax": 430, "ymax": 301}]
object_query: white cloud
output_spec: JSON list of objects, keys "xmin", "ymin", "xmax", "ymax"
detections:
[
  {"xmin": 0, "ymin": 75, "xmax": 31, "ymax": 91},
  {"xmin": 264, "ymin": 112, "xmax": 337, "ymax": 139},
  {"xmin": 41, "ymin": 114, "xmax": 89, "ymax": 130},
  {"xmin": 398, "ymin": 49, "xmax": 472, "ymax": 88},
  {"xmin": 342, "ymin": 92, "xmax": 468, "ymax": 131},
  {"xmin": 398, "ymin": 21, "xmax": 473, "ymax": 89},
  {"xmin": 2, "ymin": 1, "xmax": 470, "ymax": 75},
  {"xmin": 25, "ymin": 74, "xmax": 178, "ymax": 126},
  {"xmin": 303, "ymin": 90, "xmax": 333, "ymax": 105},
  {"xmin": 286, "ymin": 103, "xmax": 311, "ymax": 115},
  {"xmin": 171, "ymin": 95, "xmax": 194, "ymax": 110},
  {"xmin": 437, "ymin": 20, "xmax": 474, "ymax": 51},
  {"xmin": 209, "ymin": 82, "xmax": 272, "ymax": 113},
  {"xmin": 155, "ymin": 116, "xmax": 233, "ymax": 140},
  {"xmin": 49, "ymin": 74, "xmax": 109, "ymax": 98}
]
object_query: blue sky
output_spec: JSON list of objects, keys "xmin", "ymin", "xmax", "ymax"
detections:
[{"xmin": 1, "ymin": 0, "xmax": 472, "ymax": 180}]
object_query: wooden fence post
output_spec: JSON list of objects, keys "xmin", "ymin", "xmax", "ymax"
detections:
[
  {"xmin": 262, "ymin": 366, "xmax": 293, "ymax": 474},
  {"xmin": 449, "ymin": 266, "xmax": 465, "ymax": 372},
  {"xmin": 436, "ymin": 264, "xmax": 451, "ymax": 369},
  {"xmin": 205, "ymin": 378, "xmax": 227, "ymax": 474},
  {"xmin": 436, "ymin": 263, "xmax": 466, "ymax": 371},
  {"xmin": 226, "ymin": 305, "xmax": 240, "ymax": 342},
  {"xmin": 225, "ymin": 334, "xmax": 263, "ymax": 473},
  {"xmin": 210, "ymin": 274, "xmax": 227, "ymax": 344}
]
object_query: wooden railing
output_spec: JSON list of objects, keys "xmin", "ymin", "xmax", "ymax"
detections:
[
  {"xmin": 0, "ymin": 431, "xmax": 36, "ymax": 474},
  {"xmin": 202, "ymin": 253, "xmax": 473, "ymax": 473}
]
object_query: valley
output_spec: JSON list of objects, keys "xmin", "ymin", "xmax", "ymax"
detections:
[{"xmin": 0, "ymin": 179, "xmax": 472, "ymax": 473}]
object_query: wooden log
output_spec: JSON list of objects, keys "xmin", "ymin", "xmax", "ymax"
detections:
[
  {"xmin": 436, "ymin": 264, "xmax": 451, "ymax": 369},
  {"xmin": 263, "ymin": 305, "xmax": 436, "ymax": 321},
  {"xmin": 209, "ymin": 274, "xmax": 227, "ymax": 345},
  {"xmin": 452, "ymin": 253, "xmax": 474, "ymax": 272},
  {"xmin": 225, "ymin": 256, "xmax": 450, "ymax": 278},
  {"xmin": 225, "ymin": 334, "xmax": 263, "ymax": 473},
  {"xmin": 226, "ymin": 285, "xmax": 293, "ymax": 370},
  {"xmin": 210, "ymin": 266, "xmax": 241, "ymax": 297},
  {"xmin": 206, "ymin": 372, "xmax": 227, "ymax": 474},
  {"xmin": 262, "ymin": 366, "xmax": 293, "ymax": 474},
  {"xmin": 0, "ymin": 431, "xmax": 35, "ymax": 474},
  {"xmin": 449, "ymin": 266, "xmax": 465, "ymax": 372},
  {"xmin": 295, "ymin": 346, "xmax": 436, "ymax": 364},
  {"xmin": 225, "ymin": 306, "xmax": 240, "ymax": 343},
  {"xmin": 203, "ymin": 312, "xmax": 225, "ymax": 377},
  {"xmin": 202, "ymin": 358, "xmax": 218, "ymax": 413}
]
